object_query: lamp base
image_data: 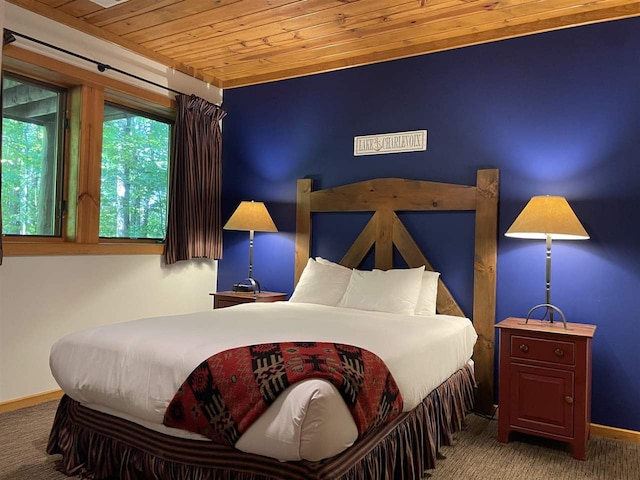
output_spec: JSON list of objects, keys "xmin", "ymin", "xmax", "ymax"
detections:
[
  {"xmin": 232, "ymin": 278, "xmax": 261, "ymax": 293},
  {"xmin": 525, "ymin": 303, "xmax": 567, "ymax": 329}
]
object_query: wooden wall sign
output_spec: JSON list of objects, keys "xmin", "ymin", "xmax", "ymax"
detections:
[{"xmin": 353, "ymin": 130, "xmax": 427, "ymax": 156}]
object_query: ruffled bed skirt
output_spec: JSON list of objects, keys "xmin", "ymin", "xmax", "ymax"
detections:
[{"xmin": 47, "ymin": 363, "xmax": 475, "ymax": 480}]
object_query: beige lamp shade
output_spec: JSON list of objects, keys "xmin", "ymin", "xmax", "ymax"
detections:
[
  {"xmin": 223, "ymin": 201, "xmax": 278, "ymax": 232},
  {"xmin": 505, "ymin": 196, "xmax": 589, "ymax": 240}
]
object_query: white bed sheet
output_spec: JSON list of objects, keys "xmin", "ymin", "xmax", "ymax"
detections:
[{"xmin": 50, "ymin": 302, "xmax": 477, "ymax": 461}]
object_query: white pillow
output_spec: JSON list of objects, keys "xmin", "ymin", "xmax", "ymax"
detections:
[
  {"xmin": 338, "ymin": 266, "xmax": 425, "ymax": 315},
  {"xmin": 415, "ymin": 270, "xmax": 441, "ymax": 316},
  {"xmin": 289, "ymin": 258, "xmax": 353, "ymax": 306},
  {"xmin": 315, "ymin": 257, "xmax": 349, "ymax": 271}
]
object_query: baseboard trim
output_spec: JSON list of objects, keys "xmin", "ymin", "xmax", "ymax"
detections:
[
  {"xmin": 591, "ymin": 423, "xmax": 640, "ymax": 443},
  {"xmin": 0, "ymin": 389, "xmax": 63, "ymax": 414}
]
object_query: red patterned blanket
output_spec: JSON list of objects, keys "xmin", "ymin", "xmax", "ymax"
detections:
[{"xmin": 163, "ymin": 341, "xmax": 403, "ymax": 446}]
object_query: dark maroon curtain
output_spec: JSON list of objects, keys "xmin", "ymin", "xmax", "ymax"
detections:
[{"xmin": 163, "ymin": 94, "xmax": 226, "ymax": 265}]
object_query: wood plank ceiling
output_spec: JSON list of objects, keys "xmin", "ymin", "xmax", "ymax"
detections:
[{"xmin": 7, "ymin": 0, "xmax": 640, "ymax": 89}]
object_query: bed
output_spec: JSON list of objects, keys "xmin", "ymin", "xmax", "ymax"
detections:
[{"xmin": 47, "ymin": 169, "xmax": 499, "ymax": 479}]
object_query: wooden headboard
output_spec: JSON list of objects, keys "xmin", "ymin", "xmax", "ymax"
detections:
[{"xmin": 294, "ymin": 169, "xmax": 499, "ymax": 414}]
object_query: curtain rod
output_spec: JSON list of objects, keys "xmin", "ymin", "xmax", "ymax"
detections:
[{"xmin": 5, "ymin": 29, "xmax": 189, "ymax": 97}]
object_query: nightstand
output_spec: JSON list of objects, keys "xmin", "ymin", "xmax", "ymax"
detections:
[
  {"xmin": 496, "ymin": 317, "xmax": 596, "ymax": 460},
  {"xmin": 210, "ymin": 291, "xmax": 288, "ymax": 309}
]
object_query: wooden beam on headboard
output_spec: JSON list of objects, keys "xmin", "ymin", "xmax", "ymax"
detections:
[
  {"xmin": 472, "ymin": 169, "xmax": 499, "ymax": 415},
  {"xmin": 309, "ymin": 178, "xmax": 477, "ymax": 212},
  {"xmin": 392, "ymin": 215, "xmax": 465, "ymax": 317},
  {"xmin": 295, "ymin": 179, "xmax": 312, "ymax": 286},
  {"xmin": 374, "ymin": 209, "xmax": 394, "ymax": 270},
  {"xmin": 340, "ymin": 214, "xmax": 376, "ymax": 268}
]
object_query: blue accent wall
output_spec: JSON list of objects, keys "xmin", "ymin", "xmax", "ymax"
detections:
[{"xmin": 220, "ymin": 17, "xmax": 640, "ymax": 432}]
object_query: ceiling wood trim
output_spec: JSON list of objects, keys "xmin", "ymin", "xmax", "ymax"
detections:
[{"xmin": 7, "ymin": 0, "xmax": 640, "ymax": 89}]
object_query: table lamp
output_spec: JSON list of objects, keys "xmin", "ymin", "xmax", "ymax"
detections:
[
  {"xmin": 223, "ymin": 201, "xmax": 277, "ymax": 293},
  {"xmin": 505, "ymin": 196, "xmax": 589, "ymax": 328}
]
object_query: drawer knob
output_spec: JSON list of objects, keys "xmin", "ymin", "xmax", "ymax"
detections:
[
  {"xmin": 555, "ymin": 348, "xmax": 564, "ymax": 357},
  {"xmin": 519, "ymin": 344, "xmax": 529, "ymax": 353},
  {"xmin": 565, "ymin": 396, "xmax": 574, "ymax": 404}
]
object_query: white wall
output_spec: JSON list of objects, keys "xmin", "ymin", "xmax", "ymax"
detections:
[
  {"xmin": 0, "ymin": 2, "xmax": 224, "ymax": 402},
  {"xmin": 0, "ymin": 256, "xmax": 217, "ymax": 401}
]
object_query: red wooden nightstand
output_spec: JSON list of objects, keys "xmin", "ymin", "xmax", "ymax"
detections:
[{"xmin": 496, "ymin": 317, "xmax": 596, "ymax": 460}]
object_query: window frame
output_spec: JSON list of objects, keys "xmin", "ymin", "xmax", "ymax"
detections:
[
  {"xmin": 1, "ymin": 46, "xmax": 176, "ymax": 256},
  {"xmin": 1, "ymin": 71, "xmax": 68, "ymax": 238}
]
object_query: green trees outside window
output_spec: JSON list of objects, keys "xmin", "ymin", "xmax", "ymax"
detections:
[
  {"xmin": 99, "ymin": 103, "xmax": 171, "ymax": 240},
  {"xmin": 1, "ymin": 74, "xmax": 65, "ymax": 236}
]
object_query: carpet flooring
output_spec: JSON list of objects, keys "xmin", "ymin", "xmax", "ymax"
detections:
[{"xmin": 0, "ymin": 400, "xmax": 638, "ymax": 479}]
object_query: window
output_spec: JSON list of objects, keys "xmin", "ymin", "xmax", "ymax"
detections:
[
  {"xmin": 99, "ymin": 103, "xmax": 172, "ymax": 240},
  {"xmin": 1, "ymin": 48, "xmax": 176, "ymax": 255},
  {"xmin": 1, "ymin": 73, "xmax": 66, "ymax": 236}
]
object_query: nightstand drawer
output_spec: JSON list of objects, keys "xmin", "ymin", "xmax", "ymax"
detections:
[
  {"xmin": 211, "ymin": 291, "xmax": 288, "ymax": 309},
  {"xmin": 215, "ymin": 298, "xmax": 250, "ymax": 309},
  {"xmin": 510, "ymin": 335, "xmax": 575, "ymax": 365}
]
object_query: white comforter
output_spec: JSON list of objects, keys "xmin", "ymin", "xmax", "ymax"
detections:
[{"xmin": 50, "ymin": 302, "xmax": 477, "ymax": 461}]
